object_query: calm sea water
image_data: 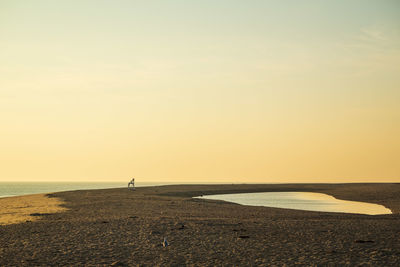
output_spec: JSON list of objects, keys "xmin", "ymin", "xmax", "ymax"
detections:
[
  {"xmin": 0, "ymin": 182, "xmax": 178, "ymax": 198},
  {"xmin": 197, "ymin": 192, "xmax": 392, "ymax": 215}
]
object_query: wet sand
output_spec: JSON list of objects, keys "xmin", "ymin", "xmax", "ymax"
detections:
[{"xmin": 0, "ymin": 183, "xmax": 399, "ymax": 266}]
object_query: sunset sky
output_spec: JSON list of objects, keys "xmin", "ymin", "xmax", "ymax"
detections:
[{"xmin": 1, "ymin": 1, "xmax": 399, "ymax": 183}]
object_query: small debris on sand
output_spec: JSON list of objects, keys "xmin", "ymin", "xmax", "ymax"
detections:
[
  {"xmin": 354, "ymin": 240, "xmax": 375, "ymax": 243},
  {"xmin": 162, "ymin": 237, "xmax": 169, "ymax": 247},
  {"xmin": 110, "ymin": 261, "xmax": 126, "ymax": 266}
]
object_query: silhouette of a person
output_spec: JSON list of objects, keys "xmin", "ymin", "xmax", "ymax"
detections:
[{"xmin": 128, "ymin": 178, "xmax": 135, "ymax": 190}]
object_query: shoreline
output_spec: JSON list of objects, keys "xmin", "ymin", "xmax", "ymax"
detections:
[
  {"xmin": 1, "ymin": 183, "xmax": 399, "ymax": 265},
  {"xmin": 1, "ymin": 181, "xmax": 398, "ymax": 198},
  {"xmin": 1, "ymin": 182, "xmax": 398, "ymax": 223}
]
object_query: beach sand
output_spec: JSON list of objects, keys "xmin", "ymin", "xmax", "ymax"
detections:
[
  {"xmin": 0, "ymin": 183, "xmax": 399, "ymax": 266},
  {"xmin": 0, "ymin": 194, "xmax": 66, "ymax": 225}
]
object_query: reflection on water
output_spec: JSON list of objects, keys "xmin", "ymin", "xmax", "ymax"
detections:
[{"xmin": 196, "ymin": 192, "xmax": 392, "ymax": 215}]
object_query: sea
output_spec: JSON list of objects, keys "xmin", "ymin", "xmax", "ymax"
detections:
[{"xmin": 0, "ymin": 182, "xmax": 180, "ymax": 198}]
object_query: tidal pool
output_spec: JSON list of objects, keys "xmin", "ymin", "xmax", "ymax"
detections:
[{"xmin": 196, "ymin": 192, "xmax": 392, "ymax": 215}]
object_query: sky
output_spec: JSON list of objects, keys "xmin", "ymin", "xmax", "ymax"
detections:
[{"xmin": 0, "ymin": 0, "xmax": 399, "ymax": 183}]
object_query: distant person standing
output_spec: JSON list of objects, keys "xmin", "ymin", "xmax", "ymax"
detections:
[{"xmin": 128, "ymin": 178, "xmax": 135, "ymax": 190}]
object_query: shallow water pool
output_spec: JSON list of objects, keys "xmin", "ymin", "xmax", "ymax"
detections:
[{"xmin": 196, "ymin": 192, "xmax": 392, "ymax": 215}]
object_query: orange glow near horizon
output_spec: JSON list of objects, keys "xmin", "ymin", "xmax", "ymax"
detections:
[{"xmin": 0, "ymin": 1, "xmax": 399, "ymax": 183}]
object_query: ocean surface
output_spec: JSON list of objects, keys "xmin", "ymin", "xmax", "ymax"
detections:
[
  {"xmin": 196, "ymin": 192, "xmax": 392, "ymax": 215},
  {"xmin": 0, "ymin": 182, "xmax": 179, "ymax": 198}
]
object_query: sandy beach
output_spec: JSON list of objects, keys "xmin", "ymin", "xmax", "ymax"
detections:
[
  {"xmin": 0, "ymin": 194, "xmax": 67, "ymax": 225},
  {"xmin": 0, "ymin": 183, "xmax": 399, "ymax": 266}
]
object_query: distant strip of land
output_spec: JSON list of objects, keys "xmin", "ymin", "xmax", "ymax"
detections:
[{"xmin": 0, "ymin": 183, "xmax": 399, "ymax": 266}]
